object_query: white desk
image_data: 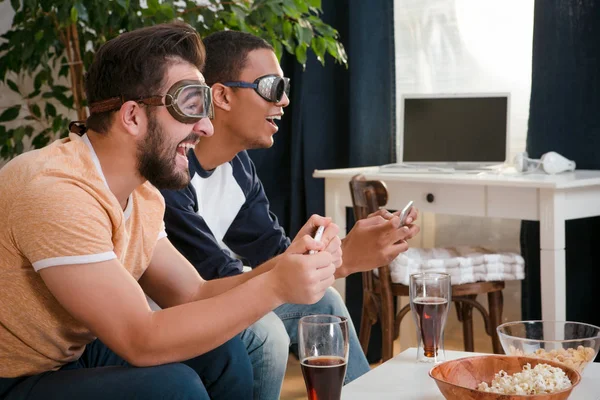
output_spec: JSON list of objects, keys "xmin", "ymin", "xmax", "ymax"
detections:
[
  {"xmin": 313, "ymin": 167, "xmax": 600, "ymax": 321},
  {"xmin": 342, "ymin": 348, "xmax": 600, "ymax": 399}
]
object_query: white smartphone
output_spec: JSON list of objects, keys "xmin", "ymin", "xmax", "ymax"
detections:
[
  {"xmin": 399, "ymin": 200, "xmax": 414, "ymax": 226},
  {"xmin": 309, "ymin": 225, "xmax": 325, "ymax": 255}
]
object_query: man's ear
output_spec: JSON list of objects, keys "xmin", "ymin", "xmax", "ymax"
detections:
[
  {"xmin": 211, "ymin": 83, "xmax": 232, "ymax": 111},
  {"xmin": 118, "ymin": 101, "xmax": 145, "ymax": 137}
]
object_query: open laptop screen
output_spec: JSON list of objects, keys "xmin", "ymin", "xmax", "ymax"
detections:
[{"xmin": 401, "ymin": 95, "xmax": 509, "ymax": 163}]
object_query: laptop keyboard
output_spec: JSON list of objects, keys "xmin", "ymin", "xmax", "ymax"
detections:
[{"xmin": 379, "ymin": 163, "xmax": 503, "ymax": 173}]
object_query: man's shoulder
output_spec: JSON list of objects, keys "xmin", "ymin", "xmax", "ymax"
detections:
[
  {"xmin": 232, "ymin": 150, "xmax": 253, "ymax": 169},
  {"xmin": 0, "ymin": 136, "xmax": 106, "ymax": 205},
  {"xmin": 228, "ymin": 151, "xmax": 259, "ymax": 183},
  {"xmin": 138, "ymin": 180, "xmax": 165, "ymax": 205}
]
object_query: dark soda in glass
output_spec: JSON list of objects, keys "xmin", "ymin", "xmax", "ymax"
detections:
[
  {"xmin": 300, "ymin": 355, "xmax": 347, "ymax": 400},
  {"xmin": 412, "ymin": 296, "xmax": 449, "ymax": 357}
]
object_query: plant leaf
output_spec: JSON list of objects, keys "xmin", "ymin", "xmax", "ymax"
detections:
[
  {"xmin": 13, "ymin": 126, "xmax": 25, "ymax": 142},
  {"xmin": 294, "ymin": 21, "xmax": 313, "ymax": 45},
  {"xmin": 283, "ymin": 20, "xmax": 292, "ymax": 41},
  {"xmin": 31, "ymin": 104, "xmax": 41, "ymax": 118},
  {"xmin": 34, "ymin": 70, "xmax": 47, "ymax": 91},
  {"xmin": 52, "ymin": 116, "xmax": 63, "ymax": 132},
  {"xmin": 0, "ymin": 106, "xmax": 21, "ymax": 122},
  {"xmin": 312, "ymin": 36, "xmax": 326, "ymax": 65},
  {"xmin": 27, "ymin": 89, "xmax": 41, "ymax": 99},
  {"xmin": 295, "ymin": 43, "xmax": 307, "ymax": 67},
  {"xmin": 70, "ymin": 6, "xmax": 78, "ymax": 23},
  {"xmin": 292, "ymin": 0, "xmax": 309, "ymax": 13},
  {"xmin": 6, "ymin": 79, "xmax": 19, "ymax": 93},
  {"xmin": 45, "ymin": 102, "xmax": 56, "ymax": 118},
  {"xmin": 306, "ymin": 0, "xmax": 321, "ymax": 9}
]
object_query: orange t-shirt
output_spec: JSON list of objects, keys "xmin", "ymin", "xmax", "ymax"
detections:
[{"xmin": 0, "ymin": 133, "xmax": 166, "ymax": 377}]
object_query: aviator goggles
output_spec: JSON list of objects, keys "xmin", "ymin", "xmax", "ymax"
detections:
[
  {"xmin": 87, "ymin": 79, "xmax": 214, "ymax": 124},
  {"xmin": 222, "ymin": 74, "xmax": 290, "ymax": 103}
]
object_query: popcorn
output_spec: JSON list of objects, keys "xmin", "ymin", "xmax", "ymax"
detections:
[
  {"xmin": 508, "ymin": 345, "xmax": 595, "ymax": 372},
  {"xmin": 477, "ymin": 363, "xmax": 572, "ymax": 395}
]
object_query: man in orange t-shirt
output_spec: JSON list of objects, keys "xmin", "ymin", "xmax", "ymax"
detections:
[{"xmin": 0, "ymin": 22, "xmax": 341, "ymax": 400}]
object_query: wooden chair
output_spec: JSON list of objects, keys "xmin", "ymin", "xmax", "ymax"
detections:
[{"xmin": 349, "ymin": 174, "xmax": 504, "ymax": 362}]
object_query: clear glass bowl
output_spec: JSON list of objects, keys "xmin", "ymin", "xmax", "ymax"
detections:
[{"xmin": 497, "ymin": 320, "xmax": 600, "ymax": 373}]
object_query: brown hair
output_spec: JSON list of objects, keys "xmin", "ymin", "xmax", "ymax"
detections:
[
  {"xmin": 202, "ymin": 30, "xmax": 274, "ymax": 86},
  {"xmin": 84, "ymin": 21, "xmax": 206, "ymax": 133}
]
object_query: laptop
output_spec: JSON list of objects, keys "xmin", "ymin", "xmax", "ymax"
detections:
[{"xmin": 380, "ymin": 93, "xmax": 510, "ymax": 174}]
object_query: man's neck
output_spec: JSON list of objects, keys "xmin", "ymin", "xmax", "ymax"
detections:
[
  {"xmin": 194, "ymin": 120, "xmax": 245, "ymax": 171},
  {"xmin": 86, "ymin": 130, "xmax": 143, "ymax": 210}
]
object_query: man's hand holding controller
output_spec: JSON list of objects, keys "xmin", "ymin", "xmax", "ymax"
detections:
[{"xmin": 267, "ymin": 215, "xmax": 342, "ymax": 305}]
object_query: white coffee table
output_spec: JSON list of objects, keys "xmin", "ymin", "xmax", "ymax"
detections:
[{"xmin": 342, "ymin": 348, "xmax": 600, "ymax": 399}]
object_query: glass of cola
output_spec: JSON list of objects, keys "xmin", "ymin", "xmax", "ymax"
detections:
[
  {"xmin": 410, "ymin": 272, "xmax": 451, "ymax": 363},
  {"xmin": 298, "ymin": 315, "xmax": 349, "ymax": 400}
]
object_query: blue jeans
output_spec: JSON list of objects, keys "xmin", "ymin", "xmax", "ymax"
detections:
[
  {"xmin": 0, "ymin": 336, "xmax": 253, "ymax": 400},
  {"xmin": 241, "ymin": 287, "xmax": 370, "ymax": 400}
]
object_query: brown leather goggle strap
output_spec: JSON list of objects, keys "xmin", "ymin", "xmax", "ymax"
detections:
[
  {"xmin": 88, "ymin": 96, "xmax": 125, "ymax": 114},
  {"xmin": 71, "ymin": 96, "xmax": 166, "ymax": 136},
  {"xmin": 69, "ymin": 120, "xmax": 88, "ymax": 135},
  {"xmin": 88, "ymin": 96, "xmax": 164, "ymax": 115}
]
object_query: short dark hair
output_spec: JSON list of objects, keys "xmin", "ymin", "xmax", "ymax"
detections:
[
  {"xmin": 202, "ymin": 31, "xmax": 274, "ymax": 86},
  {"xmin": 85, "ymin": 22, "xmax": 206, "ymax": 133}
]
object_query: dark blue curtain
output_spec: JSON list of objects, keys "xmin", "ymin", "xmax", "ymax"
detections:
[
  {"xmin": 521, "ymin": 0, "xmax": 600, "ymax": 341},
  {"xmin": 248, "ymin": 0, "xmax": 396, "ymax": 361}
]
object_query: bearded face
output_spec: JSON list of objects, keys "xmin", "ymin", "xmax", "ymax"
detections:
[{"xmin": 136, "ymin": 112, "xmax": 198, "ymax": 190}]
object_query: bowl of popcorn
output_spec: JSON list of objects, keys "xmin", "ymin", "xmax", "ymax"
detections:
[
  {"xmin": 429, "ymin": 354, "xmax": 581, "ymax": 399},
  {"xmin": 497, "ymin": 321, "xmax": 600, "ymax": 373}
]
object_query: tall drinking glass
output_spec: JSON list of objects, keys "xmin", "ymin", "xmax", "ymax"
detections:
[
  {"xmin": 298, "ymin": 315, "xmax": 349, "ymax": 400},
  {"xmin": 409, "ymin": 272, "xmax": 451, "ymax": 363}
]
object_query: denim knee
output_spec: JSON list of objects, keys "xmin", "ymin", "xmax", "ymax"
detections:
[
  {"xmin": 144, "ymin": 363, "xmax": 209, "ymax": 400},
  {"xmin": 187, "ymin": 336, "xmax": 253, "ymax": 400},
  {"xmin": 319, "ymin": 287, "xmax": 350, "ymax": 317},
  {"xmin": 242, "ymin": 313, "xmax": 290, "ymax": 400},
  {"xmin": 246, "ymin": 311, "xmax": 290, "ymax": 355}
]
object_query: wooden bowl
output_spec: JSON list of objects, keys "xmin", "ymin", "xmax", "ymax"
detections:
[{"xmin": 429, "ymin": 355, "xmax": 581, "ymax": 400}]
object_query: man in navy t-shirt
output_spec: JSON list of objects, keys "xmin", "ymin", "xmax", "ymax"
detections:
[{"xmin": 162, "ymin": 31, "xmax": 419, "ymax": 400}]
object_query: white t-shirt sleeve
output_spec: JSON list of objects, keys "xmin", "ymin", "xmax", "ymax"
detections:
[{"xmin": 157, "ymin": 221, "xmax": 167, "ymax": 241}]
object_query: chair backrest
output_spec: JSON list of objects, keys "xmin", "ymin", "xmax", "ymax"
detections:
[
  {"xmin": 349, "ymin": 175, "xmax": 389, "ymax": 219},
  {"xmin": 349, "ymin": 175, "xmax": 392, "ymax": 292}
]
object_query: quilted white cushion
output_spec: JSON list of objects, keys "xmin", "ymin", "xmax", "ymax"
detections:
[{"xmin": 374, "ymin": 246, "xmax": 525, "ymax": 285}]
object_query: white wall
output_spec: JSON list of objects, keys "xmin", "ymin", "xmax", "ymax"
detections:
[
  {"xmin": 0, "ymin": 1, "xmax": 16, "ymax": 107},
  {"xmin": 393, "ymin": 0, "xmax": 534, "ymax": 253},
  {"xmin": 392, "ymin": 0, "xmax": 532, "ymax": 350},
  {"xmin": 394, "ymin": 0, "xmax": 534, "ymax": 160},
  {"xmin": 0, "ymin": 2, "xmax": 13, "ymax": 33}
]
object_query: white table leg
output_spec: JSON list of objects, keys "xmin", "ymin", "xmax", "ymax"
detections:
[
  {"xmin": 539, "ymin": 189, "xmax": 567, "ymax": 322},
  {"xmin": 325, "ymin": 178, "xmax": 351, "ymax": 301}
]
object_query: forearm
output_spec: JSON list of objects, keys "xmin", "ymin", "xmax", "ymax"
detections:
[
  {"xmin": 134, "ymin": 271, "xmax": 281, "ymax": 366},
  {"xmin": 193, "ymin": 255, "xmax": 280, "ymax": 300},
  {"xmin": 334, "ymin": 238, "xmax": 352, "ymax": 279}
]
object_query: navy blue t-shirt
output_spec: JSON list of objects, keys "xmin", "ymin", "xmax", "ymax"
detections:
[{"xmin": 161, "ymin": 149, "xmax": 291, "ymax": 280}]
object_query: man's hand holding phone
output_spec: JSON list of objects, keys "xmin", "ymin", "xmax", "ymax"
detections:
[
  {"xmin": 289, "ymin": 215, "xmax": 343, "ymax": 269},
  {"xmin": 399, "ymin": 200, "xmax": 414, "ymax": 226}
]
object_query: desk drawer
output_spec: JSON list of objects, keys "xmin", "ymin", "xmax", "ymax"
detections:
[{"xmin": 383, "ymin": 182, "xmax": 486, "ymax": 217}]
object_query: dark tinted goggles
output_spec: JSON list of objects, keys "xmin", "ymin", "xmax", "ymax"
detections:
[
  {"xmin": 87, "ymin": 79, "xmax": 213, "ymax": 124},
  {"xmin": 222, "ymin": 74, "xmax": 290, "ymax": 103}
]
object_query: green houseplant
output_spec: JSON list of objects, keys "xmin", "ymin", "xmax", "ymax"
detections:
[{"xmin": 0, "ymin": 0, "xmax": 347, "ymax": 159}]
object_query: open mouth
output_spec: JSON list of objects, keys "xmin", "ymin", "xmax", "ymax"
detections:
[
  {"xmin": 266, "ymin": 115, "xmax": 281, "ymax": 127},
  {"xmin": 176, "ymin": 141, "xmax": 197, "ymax": 160}
]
